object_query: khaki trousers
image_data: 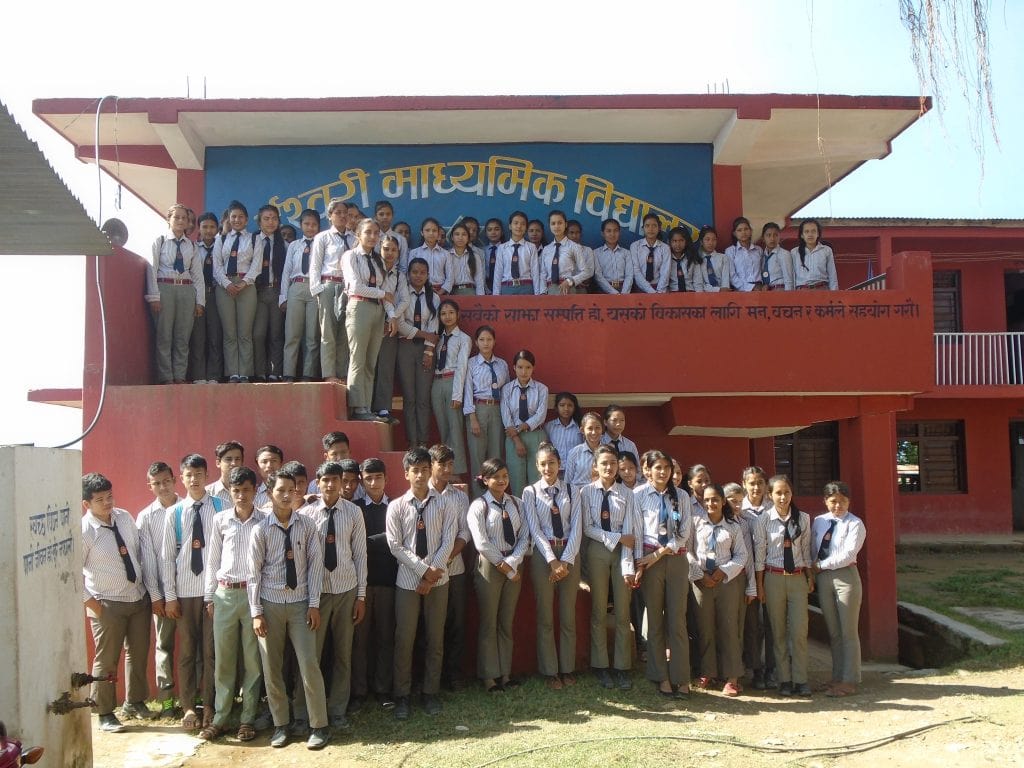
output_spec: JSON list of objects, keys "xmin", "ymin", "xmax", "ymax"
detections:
[
  {"xmin": 88, "ymin": 598, "xmax": 150, "ymax": 714},
  {"xmin": 531, "ymin": 545, "xmax": 581, "ymax": 676}
]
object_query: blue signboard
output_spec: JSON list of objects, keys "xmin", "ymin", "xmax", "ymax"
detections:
[{"xmin": 205, "ymin": 142, "xmax": 712, "ymax": 248}]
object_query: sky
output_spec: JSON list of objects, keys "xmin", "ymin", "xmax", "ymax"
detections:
[{"xmin": 1, "ymin": 0, "xmax": 1021, "ymax": 447}]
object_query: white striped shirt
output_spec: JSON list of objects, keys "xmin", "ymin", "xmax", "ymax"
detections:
[
  {"xmin": 762, "ymin": 246, "xmax": 794, "ymax": 290},
  {"xmin": 433, "ymin": 328, "xmax": 471, "ymax": 400},
  {"xmin": 386, "ymin": 489, "xmax": 457, "ymax": 590},
  {"xmin": 253, "ymin": 482, "xmax": 272, "ymax": 511},
  {"xmin": 492, "ymin": 239, "xmax": 539, "ymax": 294},
  {"xmin": 82, "ymin": 509, "xmax": 146, "ymax": 603},
  {"xmin": 430, "ymin": 481, "xmax": 471, "ymax": 577},
  {"xmin": 628, "ymin": 239, "xmax": 671, "ymax": 293},
  {"xmin": 205, "ymin": 479, "xmax": 232, "ymax": 506},
  {"xmin": 727, "ymin": 243, "xmax": 765, "ymax": 291},
  {"xmin": 161, "ymin": 494, "xmax": 222, "ymax": 601},
  {"xmin": 522, "ymin": 479, "xmax": 583, "ymax": 565},
  {"xmin": 633, "ymin": 484, "xmax": 693, "ymax": 555},
  {"xmin": 136, "ymin": 495, "xmax": 179, "ymax": 601},
  {"xmin": 688, "ymin": 517, "xmax": 747, "ymax": 583},
  {"xmin": 500, "ymin": 378, "xmax": 549, "ymax": 432},
  {"xmin": 754, "ymin": 508, "xmax": 813, "ymax": 572},
  {"xmin": 447, "ymin": 249, "xmax": 486, "ymax": 294},
  {"xmin": 467, "ymin": 492, "xmax": 530, "ymax": 576},
  {"xmin": 395, "ymin": 286, "xmax": 440, "ymax": 339},
  {"xmin": 205, "ymin": 507, "xmax": 265, "ymax": 601},
  {"xmin": 538, "ymin": 238, "xmax": 585, "ymax": 290},
  {"xmin": 247, "ymin": 511, "xmax": 324, "ymax": 614},
  {"xmin": 600, "ymin": 433, "xmax": 639, "ymax": 462},
  {"xmin": 593, "ymin": 244, "xmax": 634, "ymax": 294},
  {"xmin": 463, "ymin": 354, "xmax": 510, "ymax": 415},
  {"xmin": 580, "ymin": 481, "xmax": 642, "ymax": 576},
  {"xmin": 145, "ymin": 232, "xmax": 205, "ymax": 305},
  {"xmin": 212, "ymin": 229, "xmax": 261, "ymax": 288},
  {"xmin": 791, "ymin": 243, "xmax": 838, "ymax": 289},
  {"xmin": 343, "ymin": 246, "xmax": 388, "ymax": 302},
  {"xmin": 544, "ymin": 418, "xmax": 583, "ymax": 464},
  {"xmin": 309, "ymin": 227, "xmax": 352, "ymax": 296},
  {"xmin": 564, "ymin": 442, "xmax": 598, "ymax": 491},
  {"xmin": 301, "ymin": 498, "xmax": 368, "ymax": 598},
  {"xmin": 811, "ymin": 511, "xmax": 866, "ymax": 570},
  {"xmin": 734, "ymin": 512, "xmax": 758, "ymax": 597},
  {"xmin": 408, "ymin": 243, "xmax": 450, "ymax": 288},
  {"xmin": 700, "ymin": 250, "xmax": 732, "ymax": 291}
]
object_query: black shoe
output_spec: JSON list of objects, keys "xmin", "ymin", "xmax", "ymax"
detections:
[
  {"xmin": 423, "ymin": 694, "xmax": 442, "ymax": 716},
  {"xmin": 765, "ymin": 671, "xmax": 779, "ymax": 689},
  {"xmin": 306, "ymin": 727, "xmax": 329, "ymax": 750},
  {"xmin": 289, "ymin": 718, "xmax": 310, "ymax": 737},
  {"xmin": 270, "ymin": 726, "xmax": 288, "ymax": 748},
  {"xmin": 752, "ymin": 671, "xmax": 766, "ymax": 690},
  {"xmin": 616, "ymin": 670, "xmax": 633, "ymax": 690},
  {"xmin": 377, "ymin": 692, "xmax": 395, "ymax": 710},
  {"xmin": 98, "ymin": 714, "xmax": 126, "ymax": 733},
  {"xmin": 794, "ymin": 683, "xmax": 812, "ymax": 697},
  {"xmin": 121, "ymin": 701, "xmax": 158, "ymax": 720},
  {"xmin": 394, "ymin": 697, "xmax": 410, "ymax": 721},
  {"xmin": 594, "ymin": 668, "xmax": 614, "ymax": 689},
  {"xmin": 347, "ymin": 695, "xmax": 365, "ymax": 713},
  {"xmin": 282, "ymin": 376, "xmax": 296, "ymax": 382},
  {"xmin": 778, "ymin": 681, "xmax": 794, "ymax": 697}
]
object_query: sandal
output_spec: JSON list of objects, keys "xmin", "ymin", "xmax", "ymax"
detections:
[
  {"xmin": 197, "ymin": 724, "xmax": 221, "ymax": 741},
  {"xmin": 236, "ymin": 723, "xmax": 256, "ymax": 742},
  {"xmin": 696, "ymin": 676, "xmax": 711, "ymax": 690},
  {"xmin": 181, "ymin": 710, "xmax": 199, "ymax": 730}
]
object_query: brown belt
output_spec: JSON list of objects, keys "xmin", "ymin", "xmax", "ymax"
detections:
[
  {"xmin": 218, "ymin": 579, "xmax": 248, "ymax": 589},
  {"xmin": 765, "ymin": 566, "xmax": 802, "ymax": 575},
  {"xmin": 157, "ymin": 277, "xmax": 192, "ymax": 285}
]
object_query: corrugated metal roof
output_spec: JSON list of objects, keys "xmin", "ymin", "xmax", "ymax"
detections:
[
  {"xmin": 0, "ymin": 102, "xmax": 112, "ymax": 255},
  {"xmin": 818, "ymin": 217, "xmax": 1024, "ymax": 228}
]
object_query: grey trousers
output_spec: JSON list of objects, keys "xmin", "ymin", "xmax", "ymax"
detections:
[
  {"xmin": 393, "ymin": 584, "xmax": 448, "ymax": 697},
  {"xmin": 692, "ymin": 574, "xmax": 743, "ymax": 680},
  {"xmin": 442, "ymin": 572, "xmax": 467, "ymax": 683},
  {"xmin": 188, "ymin": 286, "xmax": 222, "ymax": 381},
  {"xmin": 283, "ymin": 281, "xmax": 320, "ymax": 378},
  {"xmin": 641, "ymin": 552, "xmax": 690, "ymax": 685},
  {"xmin": 466, "ymin": 402, "xmax": 503, "ymax": 497},
  {"xmin": 257, "ymin": 599, "xmax": 327, "ymax": 729},
  {"xmin": 371, "ymin": 335, "xmax": 399, "ymax": 413},
  {"xmin": 530, "ymin": 545, "xmax": 581, "ymax": 676},
  {"xmin": 154, "ymin": 613, "xmax": 176, "ymax": 692},
  {"xmin": 155, "ymin": 282, "xmax": 196, "ymax": 383},
  {"xmin": 474, "ymin": 556, "xmax": 522, "ymax": 681},
  {"xmin": 351, "ymin": 585, "xmax": 395, "ymax": 698},
  {"xmin": 763, "ymin": 571, "xmax": 810, "ymax": 684},
  {"xmin": 505, "ymin": 429, "xmax": 543, "ymax": 497},
  {"xmin": 177, "ymin": 595, "xmax": 215, "ymax": 713},
  {"xmin": 585, "ymin": 539, "xmax": 632, "ymax": 670},
  {"xmin": 88, "ymin": 598, "xmax": 150, "ymax": 714},
  {"xmin": 396, "ymin": 339, "xmax": 432, "ymax": 446},
  {"xmin": 816, "ymin": 565, "xmax": 863, "ymax": 683},
  {"xmin": 216, "ymin": 281, "xmax": 257, "ymax": 377},
  {"xmin": 293, "ymin": 589, "xmax": 357, "ymax": 719},
  {"xmin": 345, "ymin": 299, "xmax": 385, "ymax": 410},
  {"xmin": 431, "ymin": 375, "xmax": 468, "ymax": 473},
  {"xmin": 253, "ymin": 284, "xmax": 285, "ymax": 379},
  {"xmin": 211, "ymin": 586, "xmax": 261, "ymax": 727},
  {"xmin": 317, "ymin": 282, "xmax": 349, "ymax": 379}
]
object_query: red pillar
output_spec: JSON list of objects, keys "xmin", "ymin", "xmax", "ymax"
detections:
[
  {"xmin": 177, "ymin": 169, "xmax": 205, "ymax": 216},
  {"xmin": 749, "ymin": 436, "xmax": 776, "ymax": 475},
  {"xmin": 712, "ymin": 164, "xmax": 743, "ymax": 239}
]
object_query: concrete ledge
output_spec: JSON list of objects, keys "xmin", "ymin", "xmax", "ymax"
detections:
[
  {"xmin": 897, "ymin": 601, "xmax": 1007, "ymax": 668},
  {"xmin": 896, "ymin": 534, "xmax": 1024, "ymax": 553}
]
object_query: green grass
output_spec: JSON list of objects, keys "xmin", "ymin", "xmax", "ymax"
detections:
[{"xmin": 928, "ymin": 569, "xmax": 1024, "ymax": 610}]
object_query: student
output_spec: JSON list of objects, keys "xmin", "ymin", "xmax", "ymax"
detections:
[
  {"xmin": 754, "ymin": 474, "xmax": 813, "ymax": 697},
  {"xmin": 618, "ymin": 451, "xmax": 641, "ymax": 490},
  {"xmin": 464, "ymin": 325, "xmax": 510, "ymax": 491},
  {"xmin": 253, "ymin": 445, "xmax": 284, "ymax": 510},
  {"xmin": 482, "ymin": 217, "xmax": 505, "ymax": 294},
  {"xmin": 666, "ymin": 226, "xmax": 697, "ymax": 292},
  {"xmin": 136, "ymin": 462, "xmax": 180, "ymax": 713},
  {"xmin": 792, "ymin": 218, "xmax": 838, "ymax": 290},
  {"xmin": 723, "ymin": 480, "xmax": 758, "ymax": 686},
  {"xmin": 206, "ymin": 441, "xmax": 244, "ymax": 504},
  {"xmin": 501, "ymin": 349, "xmax": 550, "ymax": 494},
  {"xmin": 492, "ymin": 211, "xmax": 539, "ymax": 295},
  {"xmin": 621, "ymin": 449, "xmax": 645, "ymax": 661},
  {"xmin": 345, "ymin": 203, "xmax": 362, "ymax": 242},
  {"xmin": 395, "ymin": 257, "xmax": 440, "ymax": 447},
  {"xmin": 212, "ymin": 200, "xmax": 260, "ymax": 382},
  {"xmin": 690, "ymin": 484, "xmax": 747, "ymax": 697},
  {"xmin": 633, "ymin": 451, "xmax": 692, "ymax": 699},
  {"xmin": 565, "ymin": 411, "xmax": 604, "ymax": 492},
  {"xmin": 251, "ymin": 204, "xmax": 287, "ymax": 382},
  {"xmin": 199, "ymin": 466, "xmax": 265, "ymax": 742},
  {"xmin": 337, "ymin": 458, "xmax": 363, "ymax": 504},
  {"xmin": 759, "ymin": 222, "xmax": 794, "ymax": 290},
  {"xmin": 82, "ymin": 473, "xmax": 154, "ymax": 732},
  {"xmin": 292, "ymin": 461, "xmax": 368, "ymax": 730},
  {"xmin": 280, "ymin": 224, "xmax": 297, "ymax": 243},
  {"xmin": 812, "ymin": 480, "xmax": 866, "ymax": 697},
  {"xmin": 593, "ymin": 219, "xmax": 634, "ymax": 294},
  {"xmin": 447, "ymin": 222, "xmax": 485, "ymax": 295},
  {"xmin": 523, "ymin": 444, "xmax": 582, "ymax": 689},
  {"xmin": 544, "ymin": 392, "xmax": 583, "ymax": 472},
  {"xmin": 309, "ymin": 198, "xmax": 353, "ymax": 384},
  {"xmin": 565, "ymin": 219, "xmax": 596, "ymax": 292},
  {"xmin": 583, "ymin": 445, "xmax": 641, "ymax": 689},
  {"xmin": 351, "ymin": 458, "xmax": 397, "ymax": 709},
  {"xmin": 740, "ymin": 465, "xmax": 776, "ymax": 689},
  {"xmin": 281, "ymin": 208, "xmax": 322, "ymax": 382},
  {"xmin": 306, "ymin": 432, "xmax": 351, "ymax": 495},
  {"xmin": 408, "ymin": 217, "xmax": 450, "ymax": 294},
  {"xmin": 538, "ymin": 210, "xmax": 585, "ymax": 295},
  {"xmin": 527, "ymin": 218, "xmax": 546, "ymax": 253},
  {"xmin": 696, "ymin": 225, "xmax": 732, "ymax": 293},
  {"xmin": 600, "ymin": 404, "xmax": 639, "ymax": 459},
  {"xmin": 393, "ymin": 220, "xmax": 412, "ymax": 245},
  {"xmin": 373, "ymin": 200, "xmax": 410, "ymax": 270},
  {"xmin": 162, "ymin": 454, "xmax": 223, "ymax": 731},
  {"xmin": 687, "ymin": 463, "xmax": 713, "ymax": 518},
  {"xmin": 248, "ymin": 468, "xmax": 330, "ymax": 749},
  {"xmin": 628, "ymin": 213, "xmax": 670, "ymax": 293},
  {"xmin": 371, "ymin": 234, "xmax": 405, "ymax": 422},
  {"xmin": 680, "ymin": 231, "xmax": 708, "ymax": 292},
  {"xmin": 468, "ymin": 458, "xmax": 529, "ymax": 692},
  {"xmin": 281, "ymin": 461, "xmax": 310, "ymax": 510},
  {"xmin": 726, "ymin": 216, "xmax": 764, "ymax": 292},
  {"xmin": 188, "ymin": 212, "xmax": 223, "ymax": 384},
  {"xmin": 431, "ymin": 299, "xmax": 470, "ymax": 478},
  {"xmin": 429, "ymin": 444, "xmax": 472, "ymax": 691},
  {"xmin": 146, "ymin": 203, "xmax": 205, "ymax": 384},
  {"xmin": 462, "ymin": 215, "xmax": 482, "ymax": 248},
  {"xmin": 386, "ymin": 447, "xmax": 458, "ymax": 720}
]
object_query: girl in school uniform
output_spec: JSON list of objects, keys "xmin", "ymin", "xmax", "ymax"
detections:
[
  {"xmin": 464, "ymin": 325, "xmax": 509, "ymax": 493},
  {"xmin": 696, "ymin": 225, "xmax": 732, "ymax": 293},
  {"xmin": 468, "ymin": 458, "xmax": 530, "ymax": 692},
  {"xmin": 759, "ymin": 222, "xmax": 794, "ymax": 291},
  {"xmin": 725, "ymin": 216, "xmax": 764, "ymax": 292},
  {"xmin": 280, "ymin": 208, "xmax": 322, "ymax": 382},
  {"xmin": 146, "ymin": 203, "xmax": 205, "ymax": 384},
  {"xmin": 446, "ymin": 222, "xmax": 485, "ymax": 296},
  {"xmin": 690, "ymin": 483, "xmax": 748, "ymax": 697},
  {"xmin": 482, "ymin": 218, "xmax": 505, "ymax": 295},
  {"xmin": 393, "ymin": 221, "xmax": 412, "ymax": 243},
  {"xmin": 601, "ymin": 405, "xmax": 639, "ymax": 459},
  {"xmin": 628, "ymin": 213, "xmax": 671, "ymax": 293},
  {"xmin": 812, "ymin": 480, "xmax": 866, "ymax": 697},
  {"xmin": 593, "ymin": 219, "xmax": 634, "ymax": 294},
  {"xmin": 212, "ymin": 200, "xmax": 261, "ymax": 382},
  {"xmin": 667, "ymin": 226, "xmax": 696, "ymax": 292},
  {"xmin": 408, "ymin": 218, "xmax": 450, "ymax": 295},
  {"xmin": 430, "ymin": 299, "xmax": 470, "ymax": 478},
  {"xmin": 395, "ymin": 257, "xmax": 439, "ymax": 446},
  {"xmin": 492, "ymin": 211, "xmax": 539, "ymax": 296},
  {"xmin": 687, "ymin": 463, "xmax": 713, "ymax": 519},
  {"xmin": 501, "ymin": 349, "xmax": 550, "ymax": 493},
  {"xmin": 544, "ymin": 392, "xmax": 583, "ymax": 470},
  {"xmin": 754, "ymin": 474, "xmax": 814, "ymax": 697},
  {"xmin": 792, "ymin": 218, "xmax": 838, "ymax": 290},
  {"xmin": 523, "ymin": 443, "xmax": 583, "ymax": 689},
  {"xmin": 565, "ymin": 412, "xmax": 604, "ymax": 493},
  {"xmin": 538, "ymin": 210, "xmax": 585, "ymax": 295},
  {"xmin": 527, "ymin": 219, "xmax": 547, "ymax": 254},
  {"xmin": 634, "ymin": 450, "xmax": 693, "ymax": 699}
]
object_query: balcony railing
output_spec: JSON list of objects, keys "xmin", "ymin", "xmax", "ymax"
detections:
[
  {"xmin": 935, "ymin": 332, "xmax": 1024, "ymax": 386},
  {"xmin": 850, "ymin": 273, "xmax": 887, "ymax": 291}
]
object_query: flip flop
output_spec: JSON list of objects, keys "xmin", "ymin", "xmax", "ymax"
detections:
[
  {"xmin": 182, "ymin": 711, "xmax": 199, "ymax": 730},
  {"xmin": 236, "ymin": 723, "xmax": 256, "ymax": 742}
]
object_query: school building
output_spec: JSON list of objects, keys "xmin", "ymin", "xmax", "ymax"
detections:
[{"xmin": 30, "ymin": 94, "xmax": 1024, "ymax": 663}]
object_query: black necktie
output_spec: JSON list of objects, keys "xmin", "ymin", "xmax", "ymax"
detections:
[
  {"xmin": 600, "ymin": 489, "xmax": 612, "ymax": 532},
  {"xmin": 488, "ymin": 245, "xmax": 497, "ymax": 286},
  {"xmin": 547, "ymin": 487, "xmax": 565, "ymax": 540},
  {"xmin": 190, "ymin": 502, "xmax": 204, "ymax": 575},
  {"xmin": 551, "ymin": 242, "xmax": 561, "ymax": 284},
  {"xmin": 173, "ymin": 238, "xmax": 184, "ymax": 273},
  {"xmin": 762, "ymin": 249, "xmax": 772, "ymax": 287},
  {"xmin": 518, "ymin": 385, "xmax": 529, "ymax": 422},
  {"xmin": 646, "ymin": 245, "xmax": 655, "ymax": 282},
  {"xmin": 104, "ymin": 522, "xmax": 137, "ymax": 582},
  {"xmin": 817, "ymin": 519, "xmax": 837, "ymax": 561},
  {"xmin": 301, "ymin": 238, "xmax": 312, "ymax": 275},
  {"xmin": 256, "ymin": 238, "xmax": 271, "ymax": 287},
  {"xmin": 365, "ymin": 251, "xmax": 378, "ymax": 287},
  {"xmin": 782, "ymin": 518, "xmax": 796, "ymax": 573},
  {"xmin": 499, "ymin": 500, "xmax": 516, "ymax": 548},
  {"xmin": 706, "ymin": 255, "xmax": 719, "ymax": 287},
  {"xmin": 611, "ymin": 438, "xmax": 621, "ymax": 455},
  {"xmin": 324, "ymin": 507, "xmax": 338, "ymax": 572},
  {"xmin": 436, "ymin": 332, "xmax": 449, "ymax": 371},
  {"xmin": 511, "ymin": 242, "xmax": 521, "ymax": 279},
  {"xmin": 414, "ymin": 499, "xmax": 429, "ymax": 558},
  {"xmin": 281, "ymin": 524, "xmax": 297, "ymax": 589},
  {"xmin": 227, "ymin": 233, "xmax": 240, "ymax": 276},
  {"xmin": 485, "ymin": 359, "xmax": 499, "ymax": 399},
  {"xmin": 202, "ymin": 245, "xmax": 214, "ymax": 284},
  {"xmin": 675, "ymin": 258, "xmax": 685, "ymax": 291},
  {"xmin": 413, "ymin": 291, "xmax": 423, "ymax": 330}
]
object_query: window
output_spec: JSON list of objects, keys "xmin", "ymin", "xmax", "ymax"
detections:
[
  {"xmin": 933, "ymin": 270, "xmax": 962, "ymax": 333},
  {"xmin": 897, "ymin": 420, "xmax": 966, "ymax": 493},
  {"xmin": 774, "ymin": 421, "xmax": 839, "ymax": 497}
]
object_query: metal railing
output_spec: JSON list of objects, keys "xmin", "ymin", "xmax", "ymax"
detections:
[
  {"xmin": 935, "ymin": 332, "xmax": 1024, "ymax": 386},
  {"xmin": 849, "ymin": 274, "xmax": 887, "ymax": 290}
]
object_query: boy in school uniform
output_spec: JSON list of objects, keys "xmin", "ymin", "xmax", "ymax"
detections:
[
  {"xmin": 199, "ymin": 466, "xmax": 265, "ymax": 742},
  {"xmin": 371, "ymin": 234, "xmax": 404, "ymax": 423},
  {"xmin": 136, "ymin": 461, "xmax": 181, "ymax": 714},
  {"xmin": 373, "ymin": 200, "xmax": 410, "ymax": 271},
  {"xmin": 248, "ymin": 468, "xmax": 330, "ymax": 750},
  {"xmin": 310, "ymin": 198, "xmax": 353, "ymax": 384},
  {"xmin": 566, "ymin": 219, "xmax": 596, "ymax": 292},
  {"xmin": 628, "ymin": 214, "xmax": 671, "ymax": 293},
  {"xmin": 206, "ymin": 441, "xmax": 244, "ymax": 505},
  {"xmin": 280, "ymin": 209, "xmax": 322, "ymax": 382},
  {"xmin": 386, "ymin": 447, "xmax": 458, "ymax": 720},
  {"xmin": 537, "ymin": 210, "xmax": 586, "ymax": 295},
  {"xmin": 429, "ymin": 443, "xmax": 472, "ymax": 691},
  {"xmin": 162, "ymin": 454, "xmax": 223, "ymax": 731},
  {"xmin": 188, "ymin": 212, "xmax": 224, "ymax": 383},
  {"xmin": 350, "ymin": 458, "xmax": 397, "ymax": 710},
  {"xmin": 740, "ymin": 466, "xmax": 777, "ymax": 689},
  {"xmin": 306, "ymin": 431, "xmax": 352, "ymax": 495},
  {"xmin": 82, "ymin": 473, "xmax": 154, "ymax": 733},
  {"xmin": 253, "ymin": 445, "xmax": 284, "ymax": 510},
  {"xmin": 593, "ymin": 219, "xmax": 634, "ymax": 294},
  {"xmin": 251, "ymin": 204, "xmax": 288, "ymax": 382}
]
